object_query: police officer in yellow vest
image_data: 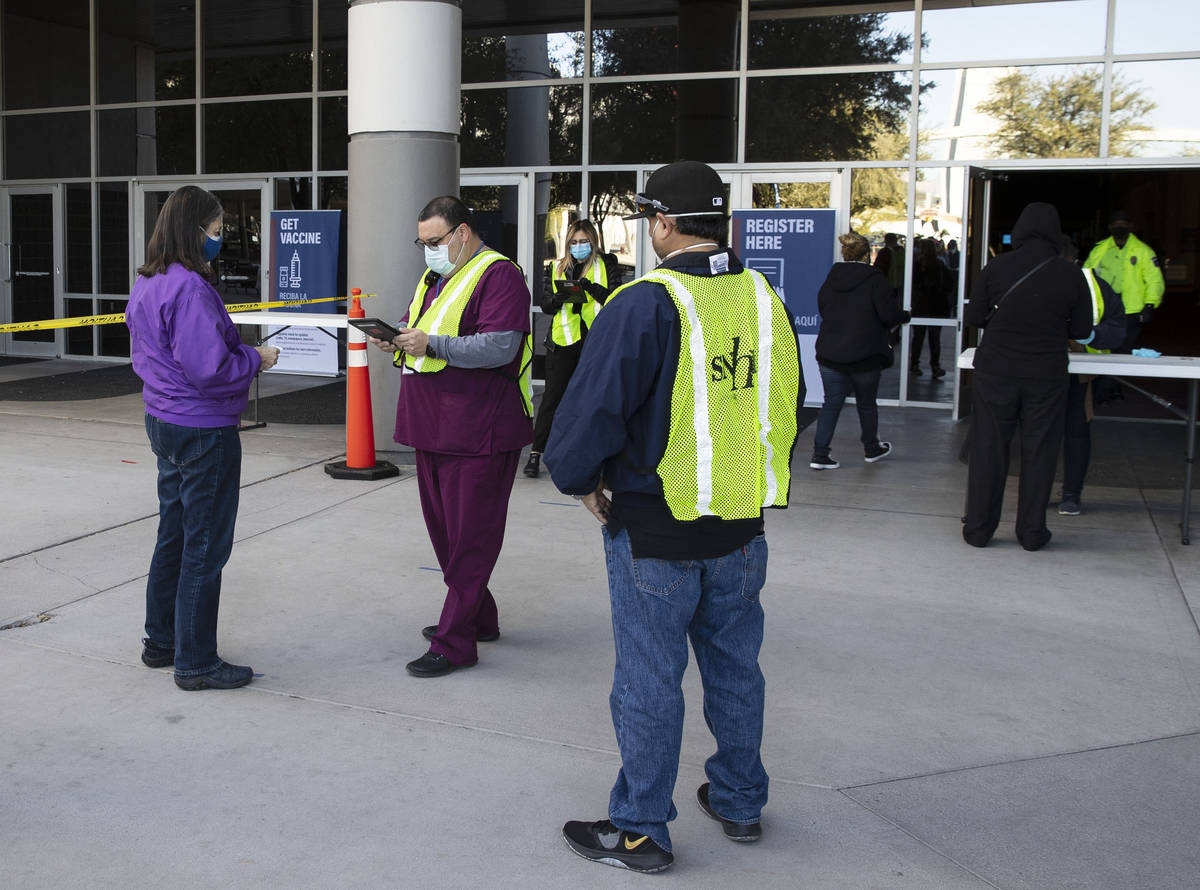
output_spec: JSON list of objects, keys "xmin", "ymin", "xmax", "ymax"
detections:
[
  {"xmin": 544, "ymin": 161, "xmax": 803, "ymax": 873},
  {"xmin": 1083, "ymin": 209, "xmax": 1165, "ymax": 353},
  {"xmin": 523, "ymin": 218, "xmax": 618, "ymax": 478},
  {"xmin": 369, "ymin": 196, "xmax": 533, "ymax": 679}
]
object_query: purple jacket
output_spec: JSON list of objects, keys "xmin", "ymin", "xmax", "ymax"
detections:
[{"xmin": 126, "ymin": 263, "xmax": 261, "ymax": 427}]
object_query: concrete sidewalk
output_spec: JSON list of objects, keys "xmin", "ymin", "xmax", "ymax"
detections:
[{"xmin": 2, "ymin": 388, "xmax": 1199, "ymax": 889}]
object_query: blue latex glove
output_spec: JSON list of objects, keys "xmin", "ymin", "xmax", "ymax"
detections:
[
  {"xmin": 1075, "ymin": 331, "xmax": 1095, "ymax": 345},
  {"xmin": 1131, "ymin": 347, "xmax": 1162, "ymax": 358}
]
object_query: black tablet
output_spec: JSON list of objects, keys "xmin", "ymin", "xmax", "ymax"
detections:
[
  {"xmin": 349, "ymin": 317, "xmax": 405, "ymax": 340},
  {"xmin": 556, "ymin": 279, "xmax": 586, "ymax": 303}
]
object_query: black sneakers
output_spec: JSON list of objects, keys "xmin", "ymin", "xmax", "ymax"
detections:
[
  {"xmin": 1058, "ymin": 494, "xmax": 1081, "ymax": 515},
  {"xmin": 174, "ymin": 660, "xmax": 253, "ymax": 691},
  {"xmin": 810, "ymin": 453, "xmax": 839, "ymax": 470},
  {"xmin": 865, "ymin": 441, "xmax": 893, "ymax": 463},
  {"xmin": 696, "ymin": 783, "xmax": 762, "ymax": 842},
  {"xmin": 562, "ymin": 819, "xmax": 673, "ymax": 873},
  {"xmin": 523, "ymin": 453, "xmax": 541, "ymax": 477},
  {"xmin": 141, "ymin": 638, "xmax": 173, "ymax": 668}
]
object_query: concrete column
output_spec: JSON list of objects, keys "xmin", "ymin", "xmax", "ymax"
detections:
[{"xmin": 348, "ymin": 0, "xmax": 461, "ymax": 453}]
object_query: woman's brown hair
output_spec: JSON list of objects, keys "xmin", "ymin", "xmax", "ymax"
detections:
[
  {"xmin": 137, "ymin": 185, "xmax": 223, "ymax": 279},
  {"xmin": 838, "ymin": 231, "xmax": 870, "ymax": 263},
  {"xmin": 555, "ymin": 218, "xmax": 600, "ymax": 279}
]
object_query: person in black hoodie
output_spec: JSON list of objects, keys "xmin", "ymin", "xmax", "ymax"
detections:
[
  {"xmin": 963, "ymin": 202, "xmax": 1093, "ymax": 550},
  {"xmin": 810, "ymin": 232, "xmax": 910, "ymax": 469}
]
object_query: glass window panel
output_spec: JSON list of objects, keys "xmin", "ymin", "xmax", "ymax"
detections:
[
  {"xmin": 275, "ymin": 176, "xmax": 312, "ymax": 210},
  {"xmin": 66, "ymin": 184, "xmax": 92, "ymax": 294},
  {"xmin": 319, "ymin": 175, "xmax": 347, "ymax": 210},
  {"xmin": 751, "ymin": 181, "xmax": 830, "ymax": 209},
  {"xmin": 97, "ymin": 0, "xmax": 196, "ymax": 103},
  {"xmin": 919, "ymin": 65, "xmax": 1105, "ymax": 162},
  {"xmin": 99, "ymin": 298, "xmax": 131, "ymax": 357},
  {"xmin": 462, "ymin": 1, "xmax": 584, "ymax": 82},
  {"xmin": 920, "ymin": 0, "xmax": 1107, "ymax": 64},
  {"xmin": 203, "ymin": 0, "xmax": 313, "ymax": 97},
  {"xmin": 4, "ymin": 112, "xmax": 89, "ymax": 179},
  {"xmin": 748, "ymin": 9, "xmax": 913, "ymax": 69},
  {"xmin": 851, "ymin": 167, "xmax": 911, "ymax": 246},
  {"xmin": 2, "ymin": 1, "xmax": 89, "ymax": 109},
  {"xmin": 747, "ymin": 73, "xmax": 910, "ymax": 163},
  {"xmin": 587, "ymin": 170, "xmax": 639, "ymax": 279},
  {"xmin": 592, "ymin": 0, "xmax": 740, "ymax": 76},
  {"xmin": 99, "ymin": 183, "xmax": 130, "ymax": 295},
  {"xmin": 590, "ymin": 79, "xmax": 737, "ymax": 165},
  {"xmin": 1114, "ymin": 0, "xmax": 1200, "ymax": 55},
  {"xmin": 204, "ymin": 100, "xmax": 312, "ymax": 173},
  {"xmin": 320, "ymin": 96, "xmax": 347, "ymax": 170},
  {"xmin": 65, "ymin": 298, "xmax": 94, "ymax": 355},
  {"xmin": 462, "ymin": 85, "xmax": 582, "ymax": 167},
  {"xmin": 1108, "ymin": 60, "xmax": 1200, "ymax": 159},
  {"xmin": 319, "ymin": 0, "xmax": 348, "ymax": 90},
  {"xmin": 98, "ymin": 107, "xmax": 195, "ymax": 176}
]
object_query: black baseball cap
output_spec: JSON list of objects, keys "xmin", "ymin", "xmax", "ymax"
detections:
[{"xmin": 624, "ymin": 160, "xmax": 727, "ymax": 220}]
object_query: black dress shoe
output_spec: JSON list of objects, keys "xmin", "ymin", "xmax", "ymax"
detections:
[
  {"xmin": 696, "ymin": 783, "xmax": 762, "ymax": 842},
  {"xmin": 405, "ymin": 650, "xmax": 475, "ymax": 678},
  {"xmin": 422, "ymin": 625, "xmax": 500, "ymax": 643},
  {"xmin": 141, "ymin": 638, "xmax": 174, "ymax": 668},
  {"xmin": 174, "ymin": 660, "xmax": 253, "ymax": 691},
  {"xmin": 523, "ymin": 453, "xmax": 541, "ymax": 477}
]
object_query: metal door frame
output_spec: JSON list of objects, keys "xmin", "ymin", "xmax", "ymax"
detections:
[
  {"xmin": 1, "ymin": 184, "xmax": 63, "ymax": 357},
  {"xmin": 460, "ymin": 172, "xmax": 534, "ymax": 297}
]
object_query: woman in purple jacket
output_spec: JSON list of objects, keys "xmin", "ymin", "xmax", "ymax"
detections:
[{"xmin": 125, "ymin": 186, "xmax": 278, "ymax": 690}]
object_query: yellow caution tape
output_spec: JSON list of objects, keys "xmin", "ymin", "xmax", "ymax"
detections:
[{"xmin": 0, "ymin": 293, "xmax": 375, "ymax": 334}]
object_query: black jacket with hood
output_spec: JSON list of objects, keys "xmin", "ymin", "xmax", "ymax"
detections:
[
  {"xmin": 966, "ymin": 202, "xmax": 1093, "ymax": 380},
  {"xmin": 815, "ymin": 261, "xmax": 908, "ymax": 372}
]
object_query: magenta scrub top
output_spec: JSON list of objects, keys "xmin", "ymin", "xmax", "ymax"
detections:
[{"xmin": 393, "ymin": 259, "xmax": 534, "ymax": 456}]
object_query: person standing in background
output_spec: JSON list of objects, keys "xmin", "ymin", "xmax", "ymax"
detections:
[
  {"xmin": 524, "ymin": 219, "xmax": 618, "ymax": 478},
  {"xmin": 909, "ymin": 237, "xmax": 951, "ymax": 378},
  {"xmin": 1084, "ymin": 209, "xmax": 1165, "ymax": 353},
  {"xmin": 126, "ymin": 185, "xmax": 279, "ymax": 691}
]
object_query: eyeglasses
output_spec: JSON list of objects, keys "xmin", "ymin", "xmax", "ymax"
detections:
[
  {"xmin": 633, "ymin": 193, "xmax": 670, "ymax": 217},
  {"xmin": 413, "ymin": 226, "xmax": 457, "ymax": 249}
]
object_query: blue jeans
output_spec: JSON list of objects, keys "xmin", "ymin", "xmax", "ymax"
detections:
[
  {"xmin": 603, "ymin": 527, "xmax": 769, "ymax": 852},
  {"xmin": 813, "ymin": 365, "xmax": 882, "ymax": 456},
  {"xmin": 143, "ymin": 415, "xmax": 242, "ymax": 676}
]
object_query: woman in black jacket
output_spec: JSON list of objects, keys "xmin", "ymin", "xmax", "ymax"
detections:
[
  {"xmin": 963, "ymin": 202, "xmax": 1093, "ymax": 550},
  {"xmin": 810, "ymin": 232, "xmax": 910, "ymax": 469},
  {"xmin": 524, "ymin": 219, "xmax": 618, "ymax": 478}
]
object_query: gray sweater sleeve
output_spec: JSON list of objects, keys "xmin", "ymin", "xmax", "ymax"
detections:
[{"xmin": 427, "ymin": 330, "xmax": 524, "ymax": 369}]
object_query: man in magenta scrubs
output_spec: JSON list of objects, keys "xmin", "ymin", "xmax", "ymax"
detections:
[{"xmin": 371, "ymin": 195, "xmax": 533, "ymax": 677}]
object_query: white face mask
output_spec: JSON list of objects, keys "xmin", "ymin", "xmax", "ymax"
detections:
[{"xmin": 424, "ymin": 228, "xmax": 462, "ymax": 276}]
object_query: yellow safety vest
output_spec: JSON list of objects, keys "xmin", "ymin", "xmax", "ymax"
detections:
[
  {"xmin": 400, "ymin": 249, "xmax": 534, "ymax": 417},
  {"xmin": 637, "ymin": 267, "xmax": 800, "ymax": 521},
  {"xmin": 1083, "ymin": 233, "xmax": 1165, "ymax": 314},
  {"xmin": 549, "ymin": 259, "xmax": 608, "ymax": 347},
  {"xmin": 1081, "ymin": 268, "xmax": 1110, "ymax": 355}
]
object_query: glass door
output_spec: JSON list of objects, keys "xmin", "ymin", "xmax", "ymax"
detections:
[
  {"xmin": 2, "ymin": 186, "xmax": 62, "ymax": 357},
  {"xmin": 955, "ymin": 166, "xmax": 994, "ymax": 419},
  {"xmin": 134, "ymin": 180, "xmax": 271, "ymax": 303}
]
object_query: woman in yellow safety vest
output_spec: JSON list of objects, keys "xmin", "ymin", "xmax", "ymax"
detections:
[{"xmin": 524, "ymin": 219, "xmax": 620, "ymax": 478}]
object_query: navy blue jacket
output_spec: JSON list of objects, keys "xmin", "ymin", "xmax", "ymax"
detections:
[{"xmin": 544, "ymin": 247, "xmax": 804, "ymax": 559}]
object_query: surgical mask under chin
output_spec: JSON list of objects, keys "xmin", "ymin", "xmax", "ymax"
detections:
[
  {"xmin": 202, "ymin": 232, "xmax": 222, "ymax": 262},
  {"xmin": 569, "ymin": 243, "xmax": 592, "ymax": 262}
]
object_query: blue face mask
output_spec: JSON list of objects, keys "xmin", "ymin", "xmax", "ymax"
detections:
[
  {"xmin": 569, "ymin": 242, "xmax": 592, "ymax": 262},
  {"xmin": 201, "ymin": 227, "xmax": 222, "ymax": 262}
]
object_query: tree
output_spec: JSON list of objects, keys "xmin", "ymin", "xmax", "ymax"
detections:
[{"xmin": 977, "ymin": 68, "xmax": 1156, "ymax": 159}]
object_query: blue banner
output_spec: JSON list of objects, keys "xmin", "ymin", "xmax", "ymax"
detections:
[
  {"xmin": 732, "ymin": 209, "xmax": 837, "ymax": 404},
  {"xmin": 267, "ymin": 210, "xmax": 343, "ymax": 375}
]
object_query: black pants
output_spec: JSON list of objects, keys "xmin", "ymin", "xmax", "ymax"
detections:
[
  {"xmin": 910, "ymin": 325, "xmax": 942, "ymax": 370},
  {"xmin": 1061, "ymin": 376, "xmax": 1090, "ymax": 498},
  {"xmin": 531, "ymin": 338, "xmax": 584, "ymax": 453},
  {"xmin": 964, "ymin": 370, "xmax": 1068, "ymax": 548}
]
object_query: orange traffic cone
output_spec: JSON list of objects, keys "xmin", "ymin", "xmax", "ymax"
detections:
[{"xmin": 325, "ymin": 288, "xmax": 400, "ymax": 480}]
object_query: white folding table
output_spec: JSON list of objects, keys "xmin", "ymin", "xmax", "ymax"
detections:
[{"xmin": 958, "ymin": 348, "xmax": 1200, "ymax": 544}]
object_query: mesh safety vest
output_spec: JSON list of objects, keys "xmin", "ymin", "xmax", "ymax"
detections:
[
  {"xmin": 549, "ymin": 258, "xmax": 608, "ymax": 347},
  {"xmin": 638, "ymin": 267, "xmax": 800, "ymax": 521},
  {"xmin": 1081, "ymin": 268, "xmax": 1110, "ymax": 356},
  {"xmin": 401, "ymin": 249, "xmax": 534, "ymax": 417}
]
